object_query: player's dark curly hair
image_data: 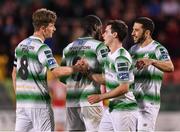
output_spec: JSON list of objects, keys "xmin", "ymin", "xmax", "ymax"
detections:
[
  {"xmin": 82, "ymin": 15, "xmax": 102, "ymax": 40},
  {"xmin": 107, "ymin": 20, "xmax": 128, "ymax": 42}
]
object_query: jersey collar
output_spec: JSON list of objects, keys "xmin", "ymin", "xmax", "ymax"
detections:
[
  {"xmin": 78, "ymin": 37, "xmax": 93, "ymax": 39},
  {"xmin": 29, "ymin": 36, "xmax": 44, "ymax": 43}
]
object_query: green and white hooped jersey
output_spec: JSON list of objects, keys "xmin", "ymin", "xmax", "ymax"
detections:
[
  {"xmin": 61, "ymin": 37, "xmax": 108, "ymax": 107},
  {"xmin": 14, "ymin": 36, "xmax": 58, "ymax": 108},
  {"xmin": 129, "ymin": 40, "xmax": 171, "ymax": 106},
  {"xmin": 105, "ymin": 47, "xmax": 137, "ymax": 111}
]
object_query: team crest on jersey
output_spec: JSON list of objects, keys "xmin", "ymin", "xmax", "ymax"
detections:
[
  {"xmin": 48, "ymin": 59, "xmax": 56, "ymax": 65},
  {"xmin": 143, "ymin": 53, "xmax": 149, "ymax": 58}
]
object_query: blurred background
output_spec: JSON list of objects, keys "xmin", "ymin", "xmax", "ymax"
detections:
[{"xmin": 0, "ymin": 0, "xmax": 179, "ymax": 131}]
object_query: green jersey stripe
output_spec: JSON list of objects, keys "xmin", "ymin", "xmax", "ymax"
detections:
[
  {"xmin": 109, "ymin": 101, "xmax": 137, "ymax": 112},
  {"xmin": 16, "ymin": 93, "xmax": 50, "ymax": 102},
  {"xmin": 135, "ymin": 73, "xmax": 163, "ymax": 81},
  {"xmin": 16, "ymin": 49, "xmax": 37, "ymax": 60},
  {"xmin": 67, "ymin": 90, "xmax": 101, "ymax": 100}
]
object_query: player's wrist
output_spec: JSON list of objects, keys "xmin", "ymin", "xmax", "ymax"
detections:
[
  {"xmin": 72, "ymin": 65, "xmax": 79, "ymax": 73},
  {"xmin": 151, "ymin": 59, "xmax": 156, "ymax": 65}
]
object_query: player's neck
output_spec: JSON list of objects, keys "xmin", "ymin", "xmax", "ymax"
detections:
[
  {"xmin": 109, "ymin": 39, "xmax": 122, "ymax": 54},
  {"xmin": 140, "ymin": 37, "xmax": 153, "ymax": 48},
  {"xmin": 33, "ymin": 31, "xmax": 45, "ymax": 42}
]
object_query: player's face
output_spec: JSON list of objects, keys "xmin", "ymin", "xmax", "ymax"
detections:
[
  {"xmin": 102, "ymin": 25, "xmax": 114, "ymax": 46},
  {"xmin": 131, "ymin": 23, "xmax": 146, "ymax": 44},
  {"xmin": 43, "ymin": 23, "xmax": 56, "ymax": 38}
]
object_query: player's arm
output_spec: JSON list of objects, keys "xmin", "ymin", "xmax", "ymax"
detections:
[
  {"xmin": 38, "ymin": 45, "xmax": 82, "ymax": 78},
  {"xmin": 76, "ymin": 59, "xmax": 106, "ymax": 84},
  {"xmin": 88, "ymin": 73, "xmax": 105, "ymax": 85},
  {"xmin": 88, "ymin": 56, "xmax": 131, "ymax": 104},
  {"xmin": 88, "ymin": 83, "xmax": 129, "ymax": 104},
  {"xmin": 12, "ymin": 54, "xmax": 17, "ymax": 93},
  {"xmin": 86, "ymin": 43, "xmax": 108, "ymax": 85},
  {"xmin": 51, "ymin": 65, "xmax": 80, "ymax": 78},
  {"xmin": 152, "ymin": 59, "xmax": 174, "ymax": 72},
  {"xmin": 12, "ymin": 67, "xmax": 16, "ymax": 93},
  {"xmin": 136, "ymin": 58, "xmax": 174, "ymax": 72},
  {"xmin": 136, "ymin": 45, "xmax": 174, "ymax": 72}
]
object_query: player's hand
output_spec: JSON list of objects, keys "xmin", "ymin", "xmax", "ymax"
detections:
[
  {"xmin": 136, "ymin": 58, "xmax": 154, "ymax": 70},
  {"xmin": 72, "ymin": 65, "xmax": 82, "ymax": 72},
  {"xmin": 88, "ymin": 94, "xmax": 102, "ymax": 104},
  {"xmin": 75, "ymin": 59, "xmax": 89, "ymax": 73},
  {"xmin": 135, "ymin": 60, "xmax": 145, "ymax": 70}
]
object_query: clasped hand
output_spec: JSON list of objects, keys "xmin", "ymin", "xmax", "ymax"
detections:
[
  {"xmin": 135, "ymin": 58, "xmax": 154, "ymax": 70},
  {"xmin": 74, "ymin": 58, "xmax": 89, "ymax": 73}
]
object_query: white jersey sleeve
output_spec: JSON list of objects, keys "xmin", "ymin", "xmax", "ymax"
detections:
[
  {"xmin": 38, "ymin": 45, "xmax": 58, "ymax": 70},
  {"xmin": 155, "ymin": 45, "xmax": 171, "ymax": 61},
  {"xmin": 96, "ymin": 43, "xmax": 109, "ymax": 64},
  {"xmin": 115, "ymin": 56, "xmax": 132, "ymax": 83}
]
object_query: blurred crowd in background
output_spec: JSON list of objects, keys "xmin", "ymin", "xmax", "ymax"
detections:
[
  {"xmin": 0, "ymin": 0, "xmax": 180, "ymax": 113},
  {"xmin": 0, "ymin": 0, "xmax": 179, "ymax": 130}
]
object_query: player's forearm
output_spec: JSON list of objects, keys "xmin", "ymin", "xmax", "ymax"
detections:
[
  {"xmin": 100, "ymin": 83, "xmax": 129, "ymax": 100},
  {"xmin": 152, "ymin": 59, "xmax": 174, "ymax": 72},
  {"xmin": 89, "ymin": 73, "xmax": 105, "ymax": 85},
  {"xmin": 52, "ymin": 66, "xmax": 78, "ymax": 77}
]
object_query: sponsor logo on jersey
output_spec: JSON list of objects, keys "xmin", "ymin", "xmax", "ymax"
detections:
[
  {"xmin": 44, "ymin": 50, "xmax": 53, "ymax": 58},
  {"xmin": 69, "ymin": 46, "xmax": 91, "ymax": 51},
  {"xmin": 117, "ymin": 62, "xmax": 129, "ymax": 71},
  {"xmin": 100, "ymin": 49, "xmax": 108, "ymax": 58},
  {"xmin": 48, "ymin": 59, "xmax": 56, "ymax": 65},
  {"xmin": 118, "ymin": 72, "xmax": 129, "ymax": 80},
  {"xmin": 159, "ymin": 48, "xmax": 168, "ymax": 60},
  {"xmin": 44, "ymin": 50, "xmax": 51, "ymax": 54}
]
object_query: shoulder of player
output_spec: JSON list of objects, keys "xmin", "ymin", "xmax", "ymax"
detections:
[
  {"xmin": 62, "ymin": 42, "xmax": 74, "ymax": 52},
  {"xmin": 153, "ymin": 40, "xmax": 167, "ymax": 51},
  {"xmin": 116, "ymin": 48, "xmax": 132, "ymax": 62},
  {"xmin": 37, "ymin": 43, "xmax": 52, "ymax": 54},
  {"xmin": 129, "ymin": 44, "xmax": 139, "ymax": 52}
]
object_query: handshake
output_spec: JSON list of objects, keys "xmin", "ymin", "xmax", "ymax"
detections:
[{"xmin": 72, "ymin": 59, "xmax": 90, "ymax": 73}]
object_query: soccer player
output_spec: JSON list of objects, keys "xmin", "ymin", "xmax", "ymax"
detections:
[
  {"xmin": 11, "ymin": 8, "xmax": 80, "ymax": 132},
  {"xmin": 129, "ymin": 17, "xmax": 174, "ymax": 131},
  {"xmin": 87, "ymin": 20, "xmax": 138, "ymax": 131},
  {"xmin": 60, "ymin": 15, "xmax": 109, "ymax": 131}
]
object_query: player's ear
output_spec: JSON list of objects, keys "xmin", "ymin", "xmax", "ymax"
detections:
[
  {"xmin": 145, "ymin": 30, "xmax": 150, "ymax": 36},
  {"xmin": 113, "ymin": 32, "xmax": 118, "ymax": 38},
  {"xmin": 40, "ymin": 25, "xmax": 46, "ymax": 31}
]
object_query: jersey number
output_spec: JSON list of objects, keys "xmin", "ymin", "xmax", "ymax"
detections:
[{"xmin": 18, "ymin": 55, "xmax": 29, "ymax": 80}]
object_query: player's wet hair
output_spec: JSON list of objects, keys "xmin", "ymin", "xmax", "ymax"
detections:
[
  {"xmin": 32, "ymin": 8, "xmax": 57, "ymax": 31},
  {"xmin": 107, "ymin": 20, "xmax": 128, "ymax": 42},
  {"xmin": 134, "ymin": 17, "xmax": 155, "ymax": 35}
]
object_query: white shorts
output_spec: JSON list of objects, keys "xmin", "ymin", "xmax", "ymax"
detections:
[
  {"xmin": 66, "ymin": 107, "xmax": 86, "ymax": 131},
  {"xmin": 66, "ymin": 106, "xmax": 103, "ymax": 131},
  {"xmin": 99, "ymin": 108, "xmax": 138, "ymax": 131},
  {"xmin": 81, "ymin": 106, "xmax": 103, "ymax": 131},
  {"xmin": 137, "ymin": 103, "xmax": 160, "ymax": 131},
  {"xmin": 15, "ymin": 107, "xmax": 54, "ymax": 132}
]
